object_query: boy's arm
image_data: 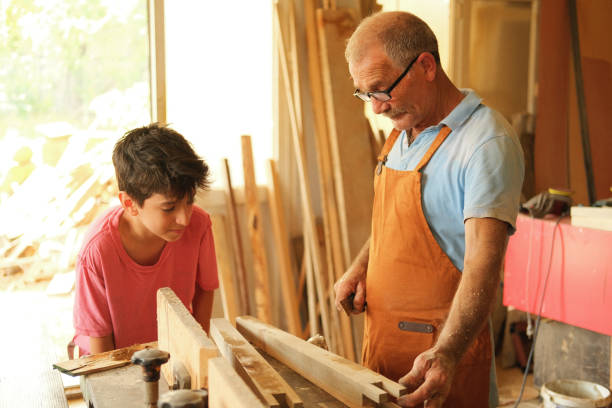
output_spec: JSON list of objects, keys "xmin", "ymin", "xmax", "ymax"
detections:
[
  {"xmin": 89, "ymin": 334, "xmax": 115, "ymax": 354},
  {"xmin": 193, "ymin": 285, "xmax": 215, "ymax": 334}
]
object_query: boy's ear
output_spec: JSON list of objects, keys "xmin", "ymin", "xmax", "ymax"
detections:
[{"xmin": 118, "ymin": 191, "xmax": 139, "ymax": 216}]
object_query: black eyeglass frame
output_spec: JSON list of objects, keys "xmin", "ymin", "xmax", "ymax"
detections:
[{"xmin": 353, "ymin": 52, "xmax": 427, "ymax": 102}]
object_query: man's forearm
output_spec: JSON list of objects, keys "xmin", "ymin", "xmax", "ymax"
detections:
[{"xmin": 434, "ymin": 218, "xmax": 508, "ymax": 362}]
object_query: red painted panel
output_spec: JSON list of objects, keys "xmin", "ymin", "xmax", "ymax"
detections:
[{"xmin": 504, "ymin": 214, "xmax": 612, "ymax": 336}]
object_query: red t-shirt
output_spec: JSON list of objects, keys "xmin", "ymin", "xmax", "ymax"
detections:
[{"xmin": 73, "ymin": 205, "xmax": 219, "ymax": 354}]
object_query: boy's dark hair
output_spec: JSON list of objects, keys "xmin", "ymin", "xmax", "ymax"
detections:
[{"xmin": 112, "ymin": 123, "xmax": 209, "ymax": 206}]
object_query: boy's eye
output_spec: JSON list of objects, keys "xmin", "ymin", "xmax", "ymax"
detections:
[{"xmin": 162, "ymin": 207, "xmax": 175, "ymax": 212}]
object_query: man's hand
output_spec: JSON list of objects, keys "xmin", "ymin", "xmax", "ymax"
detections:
[
  {"xmin": 334, "ymin": 238, "xmax": 370, "ymax": 314},
  {"xmin": 397, "ymin": 347, "xmax": 458, "ymax": 407}
]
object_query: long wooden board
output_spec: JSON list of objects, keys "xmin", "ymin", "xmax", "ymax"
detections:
[
  {"xmin": 53, "ymin": 342, "xmax": 156, "ymax": 377},
  {"xmin": 210, "ymin": 318, "xmax": 303, "ymax": 408},
  {"xmin": 157, "ymin": 287, "xmax": 218, "ymax": 389},
  {"xmin": 267, "ymin": 159, "xmax": 302, "ymax": 337},
  {"xmin": 221, "ymin": 158, "xmax": 250, "ymax": 315},
  {"xmin": 317, "ymin": 8, "xmax": 375, "ymax": 264},
  {"xmin": 208, "ymin": 357, "xmax": 266, "ymax": 408},
  {"xmin": 241, "ymin": 135, "xmax": 272, "ymax": 324},
  {"xmin": 210, "ymin": 214, "xmax": 240, "ymax": 325},
  {"xmin": 236, "ymin": 316, "xmax": 407, "ymax": 408}
]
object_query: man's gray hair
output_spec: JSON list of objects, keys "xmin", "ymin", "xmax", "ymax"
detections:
[{"xmin": 346, "ymin": 11, "xmax": 439, "ymax": 68}]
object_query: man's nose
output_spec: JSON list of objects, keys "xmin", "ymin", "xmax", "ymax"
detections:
[{"xmin": 371, "ymin": 98, "xmax": 389, "ymax": 115}]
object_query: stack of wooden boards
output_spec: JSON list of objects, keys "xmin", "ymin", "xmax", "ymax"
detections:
[
  {"xmin": 570, "ymin": 206, "xmax": 612, "ymax": 231},
  {"xmin": 214, "ymin": 0, "xmax": 382, "ymax": 365},
  {"xmin": 159, "ymin": 287, "xmax": 407, "ymax": 407}
]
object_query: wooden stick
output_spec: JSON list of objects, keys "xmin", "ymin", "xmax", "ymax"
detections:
[
  {"xmin": 237, "ymin": 316, "xmax": 407, "ymax": 408},
  {"xmin": 208, "ymin": 357, "xmax": 266, "ymax": 408},
  {"xmin": 157, "ymin": 287, "xmax": 218, "ymax": 389},
  {"xmin": 210, "ymin": 318, "xmax": 303, "ymax": 408},
  {"xmin": 221, "ymin": 158, "xmax": 250, "ymax": 315},
  {"xmin": 210, "ymin": 214, "xmax": 240, "ymax": 325},
  {"xmin": 304, "ymin": 227, "xmax": 318, "ymax": 337},
  {"xmin": 241, "ymin": 135, "xmax": 272, "ymax": 324},
  {"xmin": 274, "ymin": 4, "xmax": 332, "ymax": 347},
  {"xmin": 266, "ymin": 159, "xmax": 302, "ymax": 337}
]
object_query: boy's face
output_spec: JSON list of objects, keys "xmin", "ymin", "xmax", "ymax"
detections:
[{"xmin": 133, "ymin": 193, "xmax": 194, "ymax": 242}]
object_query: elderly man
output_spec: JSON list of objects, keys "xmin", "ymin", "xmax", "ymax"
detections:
[{"xmin": 334, "ymin": 11, "xmax": 524, "ymax": 408}]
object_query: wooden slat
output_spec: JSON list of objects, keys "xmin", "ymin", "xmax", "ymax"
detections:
[
  {"xmin": 210, "ymin": 214, "xmax": 240, "ymax": 325},
  {"xmin": 267, "ymin": 159, "xmax": 302, "ymax": 337},
  {"xmin": 236, "ymin": 316, "xmax": 407, "ymax": 408},
  {"xmin": 274, "ymin": 2, "xmax": 332, "ymax": 349},
  {"xmin": 147, "ymin": 0, "xmax": 166, "ymax": 124},
  {"xmin": 221, "ymin": 158, "xmax": 250, "ymax": 315},
  {"xmin": 157, "ymin": 287, "xmax": 218, "ymax": 389},
  {"xmin": 317, "ymin": 8, "xmax": 375, "ymax": 264},
  {"xmin": 241, "ymin": 135, "xmax": 272, "ymax": 324},
  {"xmin": 208, "ymin": 357, "xmax": 267, "ymax": 408},
  {"xmin": 53, "ymin": 342, "xmax": 156, "ymax": 377},
  {"xmin": 210, "ymin": 318, "xmax": 303, "ymax": 408}
]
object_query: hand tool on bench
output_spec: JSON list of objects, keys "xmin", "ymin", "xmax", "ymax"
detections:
[
  {"xmin": 158, "ymin": 389, "xmax": 208, "ymax": 408},
  {"xmin": 132, "ymin": 348, "xmax": 170, "ymax": 408}
]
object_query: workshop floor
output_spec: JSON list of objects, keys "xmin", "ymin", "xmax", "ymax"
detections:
[{"xmin": 0, "ymin": 281, "xmax": 541, "ymax": 407}]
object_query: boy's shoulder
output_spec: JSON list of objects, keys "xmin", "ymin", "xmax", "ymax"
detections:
[{"xmin": 78, "ymin": 206, "xmax": 123, "ymax": 263}]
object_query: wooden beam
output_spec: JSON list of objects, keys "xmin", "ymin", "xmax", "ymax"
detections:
[
  {"xmin": 236, "ymin": 316, "xmax": 407, "ymax": 408},
  {"xmin": 210, "ymin": 318, "xmax": 303, "ymax": 408},
  {"xmin": 241, "ymin": 136, "xmax": 272, "ymax": 323},
  {"xmin": 210, "ymin": 214, "xmax": 240, "ymax": 325},
  {"xmin": 157, "ymin": 287, "xmax": 218, "ymax": 389},
  {"xmin": 146, "ymin": 0, "xmax": 166, "ymax": 123},
  {"xmin": 221, "ymin": 158, "xmax": 250, "ymax": 316},
  {"xmin": 208, "ymin": 357, "xmax": 266, "ymax": 408},
  {"xmin": 266, "ymin": 159, "xmax": 302, "ymax": 337}
]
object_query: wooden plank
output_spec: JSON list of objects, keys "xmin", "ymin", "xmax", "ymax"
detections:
[
  {"xmin": 316, "ymin": 8, "xmax": 375, "ymax": 266},
  {"xmin": 236, "ymin": 316, "xmax": 407, "ymax": 408},
  {"xmin": 53, "ymin": 342, "xmax": 156, "ymax": 377},
  {"xmin": 210, "ymin": 214, "xmax": 240, "ymax": 325},
  {"xmin": 147, "ymin": 0, "xmax": 166, "ymax": 123},
  {"xmin": 274, "ymin": 2, "xmax": 332, "ymax": 350},
  {"xmin": 241, "ymin": 135, "xmax": 273, "ymax": 324},
  {"xmin": 221, "ymin": 158, "xmax": 250, "ymax": 315},
  {"xmin": 210, "ymin": 318, "xmax": 303, "ymax": 408},
  {"xmin": 267, "ymin": 159, "xmax": 302, "ymax": 337},
  {"xmin": 157, "ymin": 287, "xmax": 218, "ymax": 389},
  {"xmin": 208, "ymin": 357, "xmax": 266, "ymax": 408},
  {"xmin": 571, "ymin": 206, "xmax": 612, "ymax": 231}
]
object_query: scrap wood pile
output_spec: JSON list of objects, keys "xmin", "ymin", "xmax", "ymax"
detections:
[
  {"xmin": 0, "ymin": 135, "xmax": 117, "ymax": 289},
  {"xmin": 213, "ymin": 0, "xmax": 382, "ymax": 362}
]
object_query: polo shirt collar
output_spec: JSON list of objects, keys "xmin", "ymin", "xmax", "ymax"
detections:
[{"xmin": 440, "ymin": 89, "xmax": 482, "ymax": 131}]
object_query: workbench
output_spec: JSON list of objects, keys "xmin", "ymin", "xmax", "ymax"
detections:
[{"xmin": 81, "ymin": 350, "xmax": 347, "ymax": 408}]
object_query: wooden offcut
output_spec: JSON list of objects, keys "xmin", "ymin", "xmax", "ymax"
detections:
[
  {"xmin": 210, "ymin": 318, "xmax": 303, "ymax": 408},
  {"xmin": 241, "ymin": 135, "xmax": 272, "ymax": 324},
  {"xmin": 54, "ymin": 342, "xmax": 157, "ymax": 377},
  {"xmin": 570, "ymin": 206, "xmax": 612, "ymax": 231},
  {"xmin": 208, "ymin": 357, "xmax": 266, "ymax": 408},
  {"xmin": 157, "ymin": 287, "xmax": 218, "ymax": 389},
  {"xmin": 236, "ymin": 316, "xmax": 407, "ymax": 408},
  {"xmin": 210, "ymin": 214, "xmax": 240, "ymax": 324}
]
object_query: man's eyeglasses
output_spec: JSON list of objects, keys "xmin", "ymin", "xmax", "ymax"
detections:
[{"xmin": 353, "ymin": 53, "xmax": 421, "ymax": 102}]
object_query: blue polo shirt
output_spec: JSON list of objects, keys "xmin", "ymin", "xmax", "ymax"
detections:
[{"xmin": 385, "ymin": 89, "xmax": 524, "ymax": 271}]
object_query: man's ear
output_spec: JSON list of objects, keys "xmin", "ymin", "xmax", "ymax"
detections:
[
  {"xmin": 118, "ymin": 191, "xmax": 139, "ymax": 216},
  {"xmin": 420, "ymin": 52, "xmax": 438, "ymax": 82}
]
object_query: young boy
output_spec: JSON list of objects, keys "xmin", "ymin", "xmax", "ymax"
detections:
[{"xmin": 73, "ymin": 123, "xmax": 219, "ymax": 355}]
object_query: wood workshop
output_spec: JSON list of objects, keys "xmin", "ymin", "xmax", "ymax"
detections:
[{"xmin": 0, "ymin": 0, "xmax": 611, "ymax": 407}]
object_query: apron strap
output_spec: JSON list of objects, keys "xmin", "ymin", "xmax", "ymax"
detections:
[
  {"xmin": 375, "ymin": 128, "xmax": 402, "ymax": 175},
  {"xmin": 414, "ymin": 126, "xmax": 452, "ymax": 172}
]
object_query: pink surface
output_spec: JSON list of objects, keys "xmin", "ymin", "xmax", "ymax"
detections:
[
  {"xmin": 504, "ymin": 214, "xmax": 612, "ymax": 336},
  {"xmin": 73, "ymin": 205, "xmax": 219, "ymax": 354}
]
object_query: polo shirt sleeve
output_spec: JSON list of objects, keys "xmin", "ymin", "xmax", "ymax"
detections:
[
  {"xmin": 197, "ymin": 220, "xmax": 219, "ymax": 291},
  {"xmin": 463, "ymin": 134, "xmax": 525, "ymax": 233},
  {"xmin": 73, "ymin": 251, "xmax": 113, "ymax": 338}
]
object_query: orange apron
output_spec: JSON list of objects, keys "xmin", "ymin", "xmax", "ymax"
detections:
[{"xmin": 362, "ymin": 126, "xmax": 492, "ymax": 407}]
